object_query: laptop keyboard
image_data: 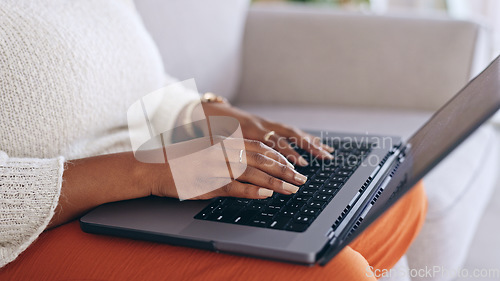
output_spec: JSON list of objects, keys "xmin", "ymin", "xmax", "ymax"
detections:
[{"xmin": 194, "ymin": 140, "xmax": 374, "ymax": 232}]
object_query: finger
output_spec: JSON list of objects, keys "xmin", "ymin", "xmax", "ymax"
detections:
[
  {"xmin": 265, "ymin": 132, "xmax": 310, "ymax": 167},
  {"xmin": 260, "ymin": 120, "xmax": 334, "ymax": 153},
  {"xmin": 305, "ymin": 133, "xmax": 334, "ymax": 153},
  {"xmin": 242, "ymin": 151, "xmax": 307, "ymax": 186},
  {"xmin": 302, "ymin": 135, "xmax": 334, "ymax": 159},
  {"xmin": 222, "ymin": 138, "xmax": 295, "ymax": 169},
  {"xmin": 243, "ymin": 139, "xmax": 295, "ymax": 169},
  {"xmin": 215, "ymin": 181, "xmax": 274, "ymax": 199},
  {"xmin": 279, "ymin": 127, "xmax": 333, "ymax": 160},
  {"xmin": 238, "ymin": 166, "xmax": 301, "ymax": 195}
]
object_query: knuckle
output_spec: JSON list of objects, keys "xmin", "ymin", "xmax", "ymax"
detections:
[
  {"xmin": 267, "ymin": 176, "xmax": 278, "ymax": 187},
  {"xmin": 250, "ymin": 139, "xmax": 262, "ymax": 148},
  {"xmin": 262, "ymin": 150, "xmax": 274, "ymax": 159},
  {"xmin": 244, "ymin": 166, "xmax": 256, "ymax": 177},
  {"xmin": 279, "ymin": 163, "xmax": 288, "ymax": 175},
  {"xmin": 284, "ymin": 125, "xmax": 298, "ymax": 135},
  {"xmin": 289, "ymin": 127, "xmax": 298, "ymax": 134},
  {"xmin": 287, "ymin": 155, "xmax": 298, "ymax": 165},
  {"xmin": 222, "ymin": 182, "xmax": 233, "ymax": 194},
  {"xmin": 256, "ymin": 140, "xmax": 266, "ymax": 150},
  {"xmin": 243, "ymin": 185, "xmax": 252, "ymax": 196},
  {"xmin": 252, "ymin": 153, "xmax": 267, "ymax": 165}
]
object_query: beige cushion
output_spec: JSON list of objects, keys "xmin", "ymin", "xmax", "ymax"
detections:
[{"xmin": 238, "ymin": 4, "xmax": 481, "ymax": 111}]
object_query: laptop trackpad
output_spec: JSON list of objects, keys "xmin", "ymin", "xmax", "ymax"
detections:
[{"xmin": 179, "ymin": 220, "xmax": 295, "ymax": 248}]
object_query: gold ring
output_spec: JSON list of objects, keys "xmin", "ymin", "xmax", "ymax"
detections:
[
  {"xmin": 263, "ymin": 130, "xmax": 275, "ymax": 142},
  {"xmin": 239, "ymin": 149, "xmax": 244, "ymax": 163}
]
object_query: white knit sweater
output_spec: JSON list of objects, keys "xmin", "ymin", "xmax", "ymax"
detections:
[{"xmin": 0, "ymin": 0, "xmax": 199, "ymax": 267}]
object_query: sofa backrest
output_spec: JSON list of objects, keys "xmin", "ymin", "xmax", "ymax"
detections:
[{"xmin": 237, "ymin": 4, "xmax": 491, "ymax": 111}]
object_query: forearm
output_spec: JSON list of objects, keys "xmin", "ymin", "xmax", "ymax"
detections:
[{"xmin": 48, "ymin": 152, "xmax": 153, "ymax": 228}]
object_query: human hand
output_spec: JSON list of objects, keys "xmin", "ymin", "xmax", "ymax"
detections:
[
  {"xmin": 200, "ymin": 103, "xmax": 334, "ymax": 167},
  {"xmin": 149, "ymin": 137, "xmax": 308, "ymax": 200}
]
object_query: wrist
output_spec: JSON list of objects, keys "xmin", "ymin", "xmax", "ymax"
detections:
[
  {"xmin": 130, "ymin": 154, "xmax": 157, "ymax": 198},
  {"xmin": 50, "ymin": 152, "xmax": 150, "ymax": 227},
  {"xmin": 136, "ymin": 157, "xmax": 177, "ymax": 198},
  {"xmin": 201, "ymin": 101, "xmax": 231, "ymax": 116}
]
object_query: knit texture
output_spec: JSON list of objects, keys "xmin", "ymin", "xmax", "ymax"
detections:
[
  {"xmin": 0, "ymin": 0, "xmax": 199, "ymax": 267},
  {"xmin": 0, "ymin": 153, "xmax": 64, "ymax": 268}
]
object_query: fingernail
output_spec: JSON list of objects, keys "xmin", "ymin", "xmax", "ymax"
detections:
[
  {"xmin": 286, "ymin": 161, "xmax": 295, "ymax": 169},
  {"xmin": 322, "ymin": 150, "xmax": 334, "ymax": 159},
  {"xmin": 283, "ymin": 182, "xmax": 300, "ymax": 194},
  {"xmin": 325, "ymin": 145, "xmax": 335, "ymax": 153},
  {"xmin": 294, "ymin": 172, "xmax": 308, "ymax": 184},
  {"xmin": 258, "ymin": 188, "xmax": 273, "ymax": 198},
  {"xmin": 298, "ymin": 156, "xmax": 309, "ymax": 166}
]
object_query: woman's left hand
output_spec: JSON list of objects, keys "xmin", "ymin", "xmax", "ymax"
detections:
[{"xmin": 201, "ymin": 102, "xmax": 334, "ymax": 166}]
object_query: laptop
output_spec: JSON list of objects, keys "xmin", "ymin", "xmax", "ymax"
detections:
[{"xmin": 80, "ymin": 55, "xmax": 500, "ymax": 266}]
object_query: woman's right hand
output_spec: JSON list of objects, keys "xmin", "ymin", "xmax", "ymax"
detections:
[
  {"xmin": 149, "ymin": 138, "xmax": 308, "ymax": 200},
  {"xmin": 50, "ymin": 137, "xmax": 308, "ymax": 228}
]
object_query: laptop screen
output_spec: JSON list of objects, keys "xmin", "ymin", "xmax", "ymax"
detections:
[
  {"xmin": 406, "ymin": 56, "xmax": 500, "ymax": 183},
  {"xmin": 321, "ymin": 55, "xmax": 500, "ymax": 265}
]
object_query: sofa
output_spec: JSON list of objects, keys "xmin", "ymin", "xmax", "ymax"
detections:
[{"xmin": 134, "ymin": 1, "xmax": 500, "ymax": 280}]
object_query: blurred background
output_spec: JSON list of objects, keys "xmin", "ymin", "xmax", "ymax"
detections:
[
  {"xmin": 254, "ymin": 0, "xmax": 500, "ymax": 59},
  {"xmin": 136, "ymin": 1, "xmax": 500, "ymax": 279}
]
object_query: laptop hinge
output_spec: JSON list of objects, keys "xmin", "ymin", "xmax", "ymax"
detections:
[{"xmin": 323, "ymin": 143, "xmax": 408, "ymax": 244}]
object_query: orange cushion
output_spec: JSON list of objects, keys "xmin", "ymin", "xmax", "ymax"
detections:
[{"xmin": 0, "ymin": 182, "xmax": 426, "ymax": 281}]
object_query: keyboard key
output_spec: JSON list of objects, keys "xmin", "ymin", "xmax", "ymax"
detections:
[
  {"xmin": 319, "ymin": 187, "xmax": 338, "ymax": 196},
  {"xmin": 316, "ymin": 172, "xmax": 330, "ymax": 178},
  {"xmin": 295, "ymin": 215, "xmax": 313, "ymax": 224},
  {"xmin": 337, "ymin": 170, "xmax": 351, "ymax": 177},
  {"xmin": 260, "ymin": 209, "xmax": 278, "ymax": 217},
  {"xmin": 294, "ymin": 195, "xmax": 311, "ymax": 202},
  {"xmin": 249, "ymin": 217, "xmax": 270, "ymax": 227},
  {"xmin": 308, "ymin": 201, "xmax": 326, "ymax": 209},
  {"xmin": 223, "ymin": 205, "xmax": 243, "ymax": 214},
  {"xmin": 276, "ymin": 194, "xmax": 293, "ymax": 200},
  {"xmin": 207, "ymin": 212, "xmax": 234, "ymax": 222},
  {"xmin": 194, "ymin": 210, "xmax": 210, "ymax": 219},
  {"xmin": 286, "ymin": 222, "xmax": 308, "ymax": 232},
  {"xmin": 204, "ymin": 204, "xmax": 217, "ymax": 213},
  {"xmin": 300, "ymin": 167, "xmax": 318, "ymax": 175},
  {"xmin": 233, "ymin": 210, "xmax": 259, "ymax": 224},
  {"xmin": 322, "ymin": 166, "xmax": 337, "ymax": 172},
  {"xmin": 314, "ymin": 194, "xmax": 333, "ymax": 202},
  {"xmin": 274, "ymin": 197, "xmax": 288, "ymax": 204},
  {"xmin": 310, "ymin": 159, "xmax": 322, "ymax": 167},
  {"xmin": 213, "ymin": 206, "xmax": 225, "ymax": 213},
  {"xmin": 312, "ymin": 178, "xmax": 327, "ymax": 184},
  {"xmin": 299, "ymin": 189, "xmax": 315, "ymax": 196},
  {"xmin": 269, "ymin": 217, "xmax": 291, "ymax": 230},
  {"xmin": 288, "ymin": 202, "xmax": 305, "ymax": 209},
  {"xmin": 214, "ymin": 198, "xmax": 227, "ymax": 205},
  {"xmin": 267, "ymin": 203, "xmax": 283, "ymax": 210},
  {"xmin": 301, "ymin": 207, "xmax": 320, "ymax": 216},
  {"xmin": 326, "ymin": 181, "xmax": 343, "ymax": 189},
  {"xmin": 232, "ymin": 199, "xmax": 251, "ymax": 205},
  {"xmin": 331, "ymin": 176, "xmax": 347, "ymax": 182},
  {"xmin": 341, "ymin": 165, "xmax": 356, "ymax": 171},
  {"xmin": 254, "ymin": 198, "xmax": 273, "ymax": 204},
  {"xmin": 248, "ymin": 203, "xmax": 265, "ymax": 211},
  {"xmin": 281, "ymin": 209, "xmax": 298, "ymax": 217},
  {"xmin": 306, "ymin": 183, "xmax": 322, "ymax": 189}
]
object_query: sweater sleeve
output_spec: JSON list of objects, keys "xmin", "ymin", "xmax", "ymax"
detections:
[
  {"xmin": 147, "ymin": 74, "xmax": 202, "ymax": 144},
  {"xmin": 0, "ymin": 151, "xmax": 64, "ymax": 268}
]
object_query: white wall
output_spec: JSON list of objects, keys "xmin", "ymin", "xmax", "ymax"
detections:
[
  {"xmin": 370, "ymin": 0, "xmax": 500, "ymax": 59},
  {"xmin": 446, "ymin": 0, "xmax": 500, "ymax": 59}
]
